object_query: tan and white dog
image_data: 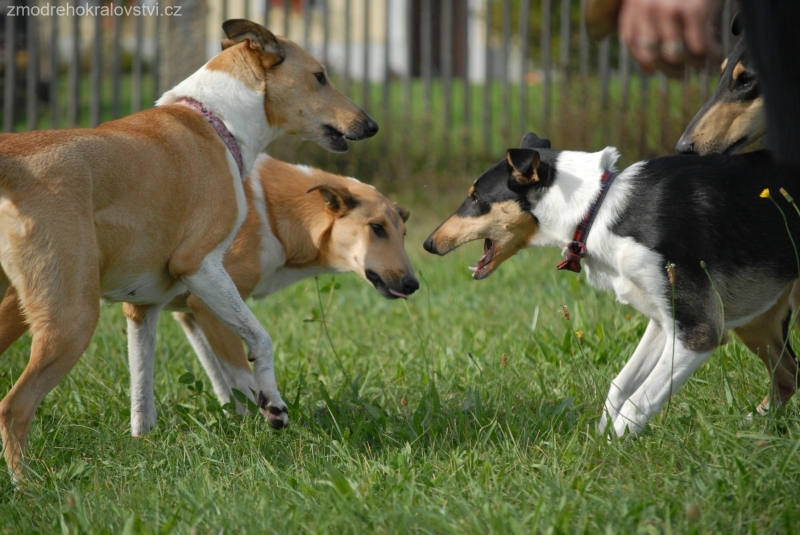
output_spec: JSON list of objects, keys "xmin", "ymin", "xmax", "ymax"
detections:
[
  {"xmin": 0, "ymin": 19, "xmax": 377, "ymax": 480},
  {"xmin": 165, "ymin": 155, "xmax": 417, "ymax": 415}
]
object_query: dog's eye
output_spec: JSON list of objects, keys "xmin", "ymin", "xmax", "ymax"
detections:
[
  {"xmin": 314, "ymin": 72, "xmax": 327, "ymax": 85},
  {"xmin": 471, "ymin": 193, "xmax": 479, "ymax": 203},
  {"xmin": 370, "ymin": 223, "xmax": 387, "ymax": 238},
  {"xmin": 737, "ymin": 72, "xmax": 755, "ymax": 87}
]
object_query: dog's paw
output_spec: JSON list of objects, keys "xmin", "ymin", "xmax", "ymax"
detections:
[
  {"xmin": 258, "ymin": 391, "xmax": 289, "ymax": 429},
  {"xmin": 597, "ymin": 412, "xmax": 612, "ymax": 439},
  {"xmin": 131, "ymin": 407, "xmax": 157, "ymax": 437},
  {"xmin": 613, "ymin": 404, "xmax": 647, "ymax": 439}
]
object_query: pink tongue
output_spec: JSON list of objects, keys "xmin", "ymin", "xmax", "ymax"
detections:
[{"xmin": 389, "ymin": 289, "xmax": 408, "ymax": 299}]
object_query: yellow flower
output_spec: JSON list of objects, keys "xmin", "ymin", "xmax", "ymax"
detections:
[{"xmin": 760, "ymin": 188, "xmax": 770, "ymax": 198}]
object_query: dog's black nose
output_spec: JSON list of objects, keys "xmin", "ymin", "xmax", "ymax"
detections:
[
  {"xmin": 423, "ymin": 236, "xmax": 435, "ymax": 253},
  {"xmin": 364, "ymin": 116, "xmax": 379, "ymax": 137},
  {"xmin": 401, "ymin": 274, "xmax": 419, "ymax": 295},
  {"xmin": 675, "ymin": 137, "xmax": 695, "ymax": 154}
]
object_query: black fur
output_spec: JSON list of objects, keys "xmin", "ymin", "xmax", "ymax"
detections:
[
  {"xmin": 453, "ymin": 142, "xmax": 559, "ymax": 220},
  {"xmin": 448, "ymin": 134, "xmax": 800, "ymax": 349},
  {"xmin": 614, "ymin": 150, "xmax": 800, "ymax": 346},
  {"xmin": 739, "ymin": 0, "xmax": 800, "ymax": 169}
]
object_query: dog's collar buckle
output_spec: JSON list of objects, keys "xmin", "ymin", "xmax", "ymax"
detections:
[
  {"xmin": 557, "ymin": 241, "xmax": 587, "ymax": 273},
  {"xmin": 175, "ymin": 97, "xmax": 245, "ymax": 179},
  {"xmin": 556, "ymin": 170, "xmax": 618, "ymax": 274}
]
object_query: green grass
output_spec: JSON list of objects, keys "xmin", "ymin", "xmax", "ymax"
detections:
[{"xmin": 2, "ymin": 209, "xmax": 799, "ymax": 533}]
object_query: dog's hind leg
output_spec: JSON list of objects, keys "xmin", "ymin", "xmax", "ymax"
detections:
[
  {"xmin": 612, "ymin": 327, "xmax": 714, "ymax": 437},
  {"xmin": 599, "ymin": 318, "xmax": 666, "ymax": 434},
  {"xmin": 733, "ymin": 283, "xmax": 798, "ymax": 414},
  {"xmin": 0, "ymin": 286, "xmax": 27, "ymax": 356},
  {"xmin": 123, "ymin": 303, "xmax": 164, "ymax": 437},
  {"xmin": 181, "ymin": 258, "xmax": 287, "ymax": 429},
  {"xmin": 0, "ymin": 276, "xmax": 99, "ymax": 481}
]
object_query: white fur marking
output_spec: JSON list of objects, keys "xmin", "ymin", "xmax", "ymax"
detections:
[{"xmin": 158, "ymin": 67, "xmax": 283, "ymax": 177}]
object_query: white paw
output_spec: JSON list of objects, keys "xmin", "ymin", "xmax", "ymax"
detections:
[
  {"xmin": 131, "ymin": 406, "xmax": 157, "ymax": 437},
  {"xmin": 598, "ymin": 411, "xmax": 611, "ymax": 435},
  {"xmin": 613, "ymin": 402, "xmax": 647, "ymax": 438}
]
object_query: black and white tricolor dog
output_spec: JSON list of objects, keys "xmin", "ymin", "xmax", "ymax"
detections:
[{"xmin": 425, "ymin": 133, "xmax": 800, "ymax": 437}]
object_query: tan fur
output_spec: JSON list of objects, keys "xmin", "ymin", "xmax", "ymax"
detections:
[
  {"xmin": 208, "ymin": 36, "xmax": 370, "ymax": 145},
  {"xmin": 733, "ymin": 283, "xmax": 799, "ymax": 412},
  {"xmin": 732, "ymin": 61, "xmax": 746, "ymax": 81},
  {"xmin": 172, "ymin": 156, "xmax": 415, "ymax": 378},
  {"xmin": 0, "ymin": 21, "xmax": 373, "ymax": 480},
  {"xmin": 684, "ymin": 98, "xmax": 766, "ymax": 155},
  {"xmin": 507, "ymin": 150, "xmax": 540, "ymax": 184},
  {"xmin": 427, "ymin": 200, "xmax": 538, "ymax": 278},
  {"xmin": 720, "ymin": 58, "xmax": 729, "ymax": 73}
]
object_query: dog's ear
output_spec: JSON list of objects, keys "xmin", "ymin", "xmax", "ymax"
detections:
[
  {"xmin": 222, "ymin": 19, "xmax": 285, "ymax": 66},
  {"xmin": 307, "ymin": 183, "xmax": 358, "ymax": 216},
  {"xmin": 506, "ymin": 148, "xmax": 541, "ymax": 185},
  {"xmin": 731, "ymin": 12, "xmax": 743, "ymax": 36},
  {"xmin": 520, "ymin": 132, "xmax": 551, "ymax": 150},
  {"xmin": 394, "ymin": 203, "xmax": 410, "ymax": 223}
]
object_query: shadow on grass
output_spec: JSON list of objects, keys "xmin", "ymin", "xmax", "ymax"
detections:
[{"xmin": 292, "ymin": 378, "xmax": 588, "ymax": 457}]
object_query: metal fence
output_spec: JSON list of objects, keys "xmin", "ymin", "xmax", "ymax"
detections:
[{"xmin": 1, "ymin": 0, "xmax": 735, "ymax": 167}]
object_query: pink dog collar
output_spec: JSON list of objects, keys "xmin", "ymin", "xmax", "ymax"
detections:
[
  {"xmin": 557, "ymin": 170, "xmax": 618, "ymax": 273},
  {"xmin": 175, "ymin": 97, "xmax": 245, "ymax": 179}
]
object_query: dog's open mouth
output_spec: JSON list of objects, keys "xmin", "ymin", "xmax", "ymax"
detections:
[
  {"xmin": 365, "ymin": 269, "xmax": 407, "ymax": 299},
  {"xmin": 469, "ymin": 238, "xmax": 495, "ymax": 280},
  {"xmin": 322, "ymin": 124, "xmax": 348, "ymax": 152}
]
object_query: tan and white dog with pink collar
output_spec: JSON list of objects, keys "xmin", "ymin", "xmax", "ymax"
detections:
[{"xmin": 0, "ymin": 19, "xmax": 377, "ymax": 480}]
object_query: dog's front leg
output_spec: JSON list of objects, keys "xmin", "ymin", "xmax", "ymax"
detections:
[
  {"xmin": 613, "ymin": 334, "xmax": 713, "ymax": 437},
  {"xmin": 599, "ymin": 318, "xmax": 666, "ymax": 435},
  {"xmin": 182, "ymin": 258, "xmax": 288, "ymax": 429},
  {"xmin": 123, "ymin": 303, "xmax": 165, "ymax": 437}
]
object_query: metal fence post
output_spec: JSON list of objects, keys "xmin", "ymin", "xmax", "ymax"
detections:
[
  {"xmin": 442, "ymin": 0, "xmax": 453, "ymax": 146},
  {"xmin": 90, "ymin": 1, "xmax": 102, "ymax": 127},
  {"xmin": 112, "ymin": 7, "xmax": 122, "ymax": 119},
  {"xmin": 344, "ymin": 0, "xmax": 352, "ymax": 95},
  {"xmin": 483, "ymin": 0, "xmax": 492, "ymax": 154},
  {"xmin": 4, "ymin": 8, "xmax": 16, "ymax": 132},
  {"xmin": 362, "ymin": 0, "xmax": 370, "ymax": 110},
  {"xmin": 68, "ymin": 11, "xmax": 80, "ymax": 127},
  {"xmin": 519, "ymin": 0, "xmax": 530, "ymax": 137},
  {"xmin": 26, "ymin": 11, "xmax": 39, "ymax": 130},
  {"xmin": 421, "ymin": 0, "xmax": 432, "ymax": 117},
  {"xmin": 541, "ymin": 0, "xmax": 552, "ymax": 128},
  {"xmin": 501, "ymin": 0, "xmax": 510, "ymax": 142},
  {"xmin": 50, "ymin": 0, "xmax": 60, "ymax": 128}
]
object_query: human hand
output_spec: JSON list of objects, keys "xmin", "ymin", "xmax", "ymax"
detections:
[{"xmin": 586, "ymin": 0, "xmax": 722, "ymax": 76}]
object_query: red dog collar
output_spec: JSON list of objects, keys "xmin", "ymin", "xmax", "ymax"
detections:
[
  {"xmin": 556, "ymin": 170, "xmax": 618, "ymax": 273},
  {"xmin": 176, "ymin": 97, "xmax": 245, "ymax": 179}
]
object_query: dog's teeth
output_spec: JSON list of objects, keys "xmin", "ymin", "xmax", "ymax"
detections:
[{"xmin": 469, "ymin": 266, "xmax": 477, "ymax": 272}]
